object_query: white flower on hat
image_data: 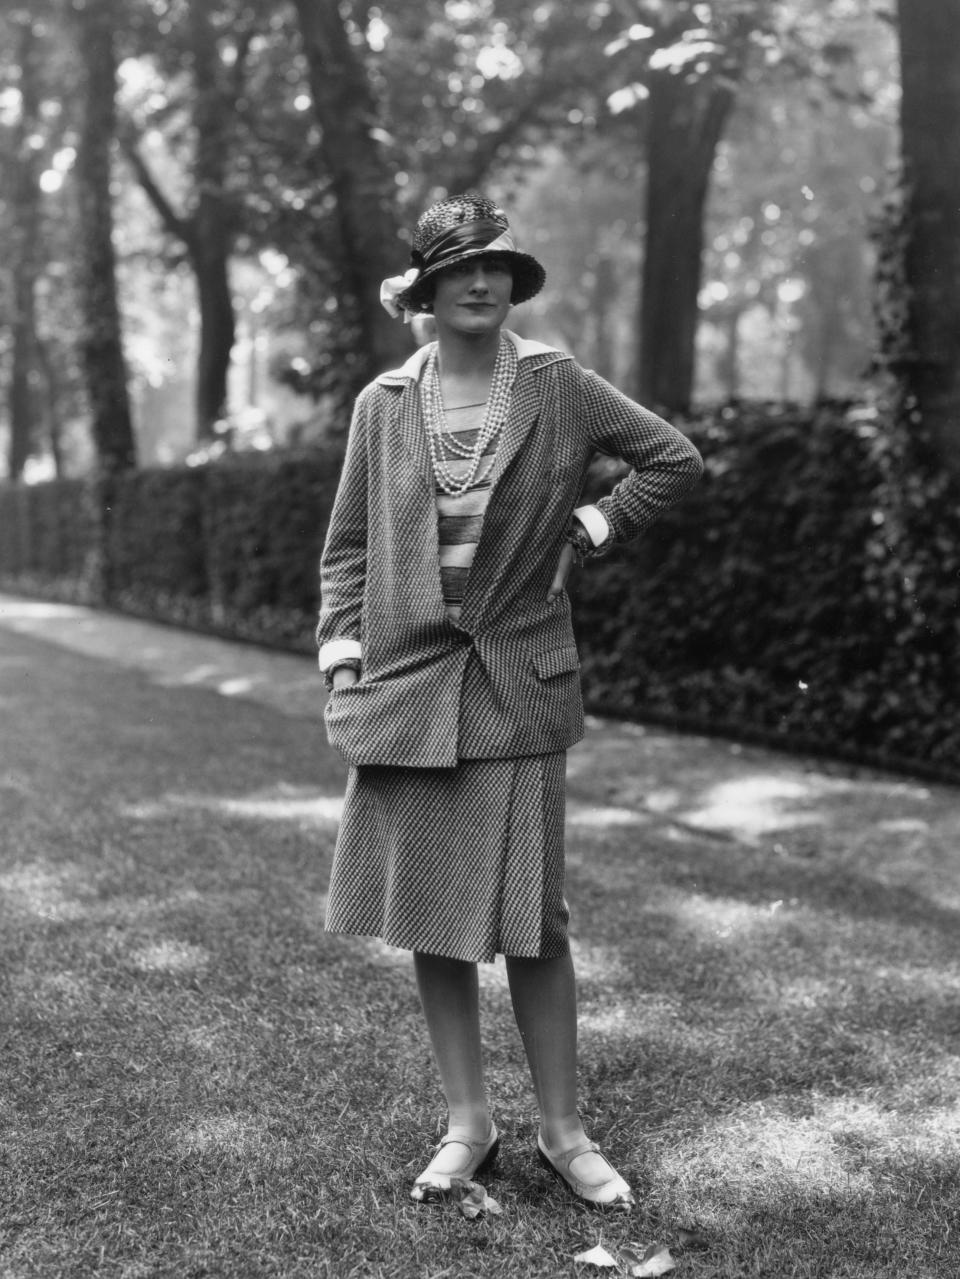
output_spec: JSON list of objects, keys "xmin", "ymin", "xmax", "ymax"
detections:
[{"xmin": 380, "ymin": 267, "xmax": 421, "ymax": 319}]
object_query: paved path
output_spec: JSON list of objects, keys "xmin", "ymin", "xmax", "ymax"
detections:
[{"xmin": 1, "ymin": 590, "xmax": 954, "ymax": 863}]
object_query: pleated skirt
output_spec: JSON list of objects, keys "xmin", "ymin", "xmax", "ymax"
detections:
[{"xmin": 324, "ymin": 752, "xmax": 569, "ymax": 962}]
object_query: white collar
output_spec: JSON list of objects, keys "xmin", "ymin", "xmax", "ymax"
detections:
[{"xmin": 375, "ymin": 330, "xmax": 568, "ymax": 385}]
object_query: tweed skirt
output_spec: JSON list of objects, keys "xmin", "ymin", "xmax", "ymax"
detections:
[{"xmin": 324, "ymin": 752, "xmax": 569, "ymax": 962}]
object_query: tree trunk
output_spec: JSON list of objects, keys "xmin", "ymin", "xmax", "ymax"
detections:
[
  {"xmin": 589, "ymin": 256, "xmax": 617, "ymax": 382},
  {"xmin": 187, "ymin": 0, "xmax": 236, "ymax": 439},
  {"xmin": 73, "ymin": 0, "xmax": 136, "ymax": 477},
  {"xmin": 7, "ymin": 18, "xmax": 42, "ymax": 481},
  {"xmin": 636, "ymin": 70, "xmax": 735, "ymax": 412},
  {"xmin": 718, "ymin": 308, "xmax": 742, "ymax": 402},
  {"xmin": 896, "ymin": 0, "xmax": 960, "ymax": 478},
  {"xmin": 35, "ymin": 338, "xmax": 65, "ymax": 477},
  {"xmin": 292, "ymin": 0, "xmax": 411, "ymax": 388}
]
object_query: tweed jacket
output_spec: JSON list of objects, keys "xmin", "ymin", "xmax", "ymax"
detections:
[{"xmin": 317, "ymin": 331, "xmax": 703, "ymax": 768}]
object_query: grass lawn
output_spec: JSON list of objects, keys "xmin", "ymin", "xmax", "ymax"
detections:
[{"xmin": 2, "ymin": 625, "xmax": 959, "ymax": 1278}]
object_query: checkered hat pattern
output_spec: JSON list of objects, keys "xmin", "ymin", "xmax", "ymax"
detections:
[{"xmin": 325, "ymin": 753, "xmax": 569, "ymax": 963}]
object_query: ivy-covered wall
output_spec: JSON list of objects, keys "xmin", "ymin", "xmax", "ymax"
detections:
[{"xmin": 1, "ymin": 406, "xmax": 957, "ymax": 780}]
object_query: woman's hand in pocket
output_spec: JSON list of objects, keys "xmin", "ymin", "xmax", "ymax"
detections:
[
  {"xmin": 331, "ymin": 666, "xmax": 360, "ymax": 689},
  {"xmin": 547, "ymin": 541, "xmax": 576, "ymax": 603}
]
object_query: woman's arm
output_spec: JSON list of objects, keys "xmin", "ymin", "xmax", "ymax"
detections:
[
  {"xmin": 316, "ymin": 390, "xmax": 372, "ymax": 682},
  {"xmin": 575, "ymin": 368, "xmax": 703, "ymax": 552}
]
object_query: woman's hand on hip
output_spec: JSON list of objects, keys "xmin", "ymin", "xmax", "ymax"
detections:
[
  {"xmin": 547, "ymin": 541, "xmax": 576, "ymax": 603},
  {"xmin": 331, "ymin": 666, "xmax": 359, "ymax": 689}
]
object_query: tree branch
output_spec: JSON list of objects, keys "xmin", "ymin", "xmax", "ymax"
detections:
[{"xmin": 117, "ymin": 118, "xmax": 194, "ymax": 249}]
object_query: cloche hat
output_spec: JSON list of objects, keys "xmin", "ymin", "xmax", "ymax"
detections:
[{"xmin": 380, "ymin": 193, "xmax": 546, "ymax": 318}]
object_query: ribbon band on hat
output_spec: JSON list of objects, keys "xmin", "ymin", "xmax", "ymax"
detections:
[
  {"xmin": 380, "ymin": 226, "xmax": 516, "ymax": 318},
  {"xmin": 414, "ymin": 219, "xmax": 516, "ymax": 272}
]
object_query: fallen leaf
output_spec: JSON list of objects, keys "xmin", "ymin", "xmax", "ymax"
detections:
[
  {"xmin": 621, "ymin": 1243, "xmax": 676, "ymax": 1276},
  {"xmin": 573, "ymin": 1242, "xmax": 619, "ymax": 1268},
  {"xmin": 449, "ymin": 1178, "xmax": 502, "ymax": 1219}
]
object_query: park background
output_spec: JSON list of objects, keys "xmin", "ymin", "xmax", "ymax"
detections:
[
  {"xmin": 2, "ymin": 6, "xmax": 960, "ymax": 1279},
  {"xmin": 0, "ymin": 0, "xmax": 958, "ymax": 778}
]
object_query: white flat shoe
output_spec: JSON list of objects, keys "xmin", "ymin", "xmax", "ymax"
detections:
[
  {"xmin": 410, "ymin": 1123, "xmax": 500, "ymax": 1203},
  {"xmin": 537, "ymin": 1133, "xmax": 634, "ymax": 1209}
]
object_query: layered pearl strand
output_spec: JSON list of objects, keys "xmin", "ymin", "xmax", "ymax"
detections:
[{"xmin": 420, "ymin": 336, "xmax": 518, "ymax": 497}]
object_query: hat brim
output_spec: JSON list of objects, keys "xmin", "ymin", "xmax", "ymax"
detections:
[{"xmin": 398, "ymin": 248, "xmax": 546, "ymax": 314}]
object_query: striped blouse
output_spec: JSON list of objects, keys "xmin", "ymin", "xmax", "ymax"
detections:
[{"xmin": 431, "ymin": 402, "xmax": 498, "ymax": 622}]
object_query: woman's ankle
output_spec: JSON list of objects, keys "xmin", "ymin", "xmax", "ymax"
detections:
[
  {"xmin": 446, "ymin": 1103, "xmax": 494, "ymax": 1140},
  {"xmin": 538, "ymin": 1112, "xmax": 587, "ymax": 1154}
]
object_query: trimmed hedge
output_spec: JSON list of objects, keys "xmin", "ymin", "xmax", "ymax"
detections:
[
  {"xmin": 94, "ymin": 453, "xmax": 342, "ymax": 648},
  {"xmin": 572, "ymin": 402, "xmax": 960, "ymax": 778},
  {"xmin": 0, "ymin": 477, "xmax": 100, "ymax": 600},
  {"xmin": 1, "ymin": 404, "xmax": 958, "ymax": 781}
]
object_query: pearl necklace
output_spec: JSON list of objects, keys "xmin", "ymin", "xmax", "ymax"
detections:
[{"xmin": 420, "ymin": 336, "xmax": 517, "ymax": 497}]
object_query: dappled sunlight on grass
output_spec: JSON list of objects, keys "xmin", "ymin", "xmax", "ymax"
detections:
[
  {"xmin": 879, "ymin": 816, "xmax": 931, "ymax": 833},
  {"xmin": 669, "ymin": 891, "xmax": 792, "ymax": 942},
  {"xmin": 681, "ymin": 773, "xmax": 829, "ymax": 840},
  {"xmin": 362, "ymin": 937, "xmax": 414, "ymax": 969},
  {"xmin": 579, "ymin": 993, "xmax": 684, "ymax": 1041},
  {"xmin": 0, "ymin": 864, "xmax": 88, "ymax": 921},
  {"xmin": 120, "ymin": 783, "xmax": 343, "ymax": 827},
  {"xmin": 17, "ymin": 969, "xmax": 96, "ymax": 1012},
  {"xmin": 172, "ymin": 1112, "xmax": 269, "ymax": 1156},
  {"xmin": 567, "ymin": 937, "xmax": 634, "ymax": 986},
  {"xmin": 4, "ymin": 635, "xmax": 959, "ymax": 1278},
  {"xmin": 673, "ymin": 769, "xmax": 941, "ymax": 849},
  {"xmin": 659, "ymin": 1099, "xmax": 879, "ymax": 1204},
  {"xmin": 129, "ymin": 940, "xmax": 211, "ymax": 974},
  {"xmin": 175, "ymin": 663, "xmax": 222, "ymax": 685},
  {"xmin": 215, "ymin": 676, "xmax": 260, "ymax": 697},
  {"xmin": 657, "ymin": 1087, "xmax": 960, "ymax": 1229},
  {"xmin": 643, "ymin": 786, "xmax": 683, "ymax": 812},
  {"xmin": 0, "ymin": 599, "xmax": 89, "ymax": 620},
  {"xmin": 181, "ymin": 1023, "xmax": 233, "ymax": 1057},
  {"xmin": 568, "ymin": 801, "xmax": 646, "ymax": 828}
]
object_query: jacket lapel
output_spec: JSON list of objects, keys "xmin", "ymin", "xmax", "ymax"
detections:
[
  {"xmin": 490, "ymin": 358, "xmax": 543, "ymax": 486},
  {"xmin": 395, "ymin": 379, "xmax": 432, "ymax": 481}
]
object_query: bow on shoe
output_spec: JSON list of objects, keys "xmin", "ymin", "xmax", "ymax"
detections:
[{"xmin": 380, "ymin": 267, "xmax": 421, "ymax": 320}]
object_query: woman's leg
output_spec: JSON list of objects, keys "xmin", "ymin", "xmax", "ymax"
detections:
[
  {"xmin": 504, "ymin": 950, "xmax": 583, "ymax": 1151},
  {"xmin": 506, "ymin": 950, "xmax": 629, "ymax": 1197},
  {"xmin": 413, "ymin": 952, "xmax": 493, "ymax": 1162}
]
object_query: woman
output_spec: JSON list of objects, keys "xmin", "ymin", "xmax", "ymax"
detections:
[{"xmin": 317, "ymin": 193, "xmax": 703, "ymax": 1208}]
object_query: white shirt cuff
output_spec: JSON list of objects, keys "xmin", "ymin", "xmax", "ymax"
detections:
[
  {"xmin": 573, "ymin": 504, "xmax": 610, "ymax": 548},
  {"xmin": 318, "ymin": 639, "xmax": 363, "ymax": 672}
]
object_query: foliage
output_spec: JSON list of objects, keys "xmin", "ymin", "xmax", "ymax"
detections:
[
  {"xmin": 572, "ymin": 398, "xmax": 960, "ymax": 778},
  {"xmin": 699, "ymin": 13, "xmax": 897, "ymax": 402},
  {"xmin": 1, "ymin": 399, "xmax": 957, "ymax": 779},
  {"xmin": 894, "ymin": 0, "xmax": 960, "ymax": 481},
  {"xmin": 100, "ymin": 448, "xmax": 340, "ymax": 647},
  {"xmin": 0, "ymin": 474, "xmax": 96, "ymax": 590},
  {"xmin": 0, "ymin": 3, "xmax": 88, "ymax": 478},
  {"xmin": 0, "ymin": 0, "xmax": 904, "ymax": 476}
]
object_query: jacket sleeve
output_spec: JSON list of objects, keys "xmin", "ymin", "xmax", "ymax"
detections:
[
  {"xmin": 315, "ymin": 389, "xmax": 371, "ymax": 671},
  {"xmin": 577, "ymin": 367, "xmax": 703, "ymax": 552}
]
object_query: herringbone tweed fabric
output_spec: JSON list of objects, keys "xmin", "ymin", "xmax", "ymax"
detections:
[
  {"xmin": 325, "ymin": 753, "xmax": 568, "ymax": 962},
  {"xmin": 318, "ymin": 331, "xmax": 704, "ymax": 769}
]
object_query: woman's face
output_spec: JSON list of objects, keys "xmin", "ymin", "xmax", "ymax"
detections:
[{"xmin": 430, "ymin": 254, "xmax": 513, "ymax": 336}]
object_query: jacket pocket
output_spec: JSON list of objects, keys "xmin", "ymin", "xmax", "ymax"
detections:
[{"xmin": 532, "ymin": 645, "xmax": 580, "ymax": 679}]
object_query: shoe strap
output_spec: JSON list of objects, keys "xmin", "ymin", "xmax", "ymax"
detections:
[
  {"xmin": 542, "ymin": 1136, "xmax": 601, "ymax": 1165},
  {"xmin": 438, "ymin": 1125, "xmax": 495, "ymax": 1152}
]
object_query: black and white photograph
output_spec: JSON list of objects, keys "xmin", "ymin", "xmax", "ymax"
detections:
[{"xmin": 1, "ymin": 2, "xmax": 958, "ymax": 1276}]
